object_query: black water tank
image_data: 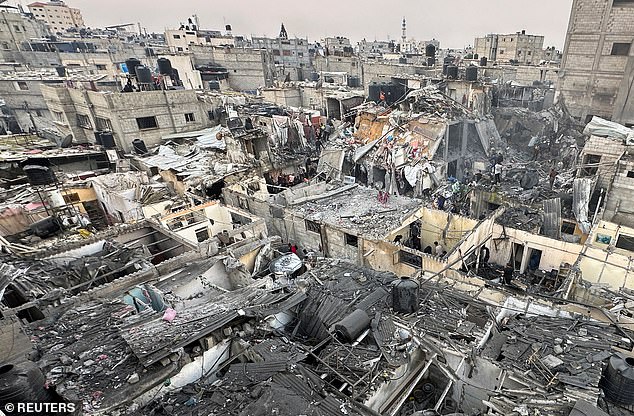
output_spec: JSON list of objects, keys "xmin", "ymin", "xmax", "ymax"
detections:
[
  {"xmin": 368, "ymin": 83, "xmax": 382, "ymax": 102},
  {"xmin": 29, "ymin": 216, "xmax": 61, "ymax": 238},
  {"xmin": 427, "ymin": 57, "xmax": 436, "ymax": 67},
  {"xmin": 466, "ymin": 66, "xmax": 478, "ymax": 82},
  {"xmin": 334, "ymin": 309, "xmax": 371, "ymax": 342},
  {"xmin": 0, "ymin": 362, "xmax": 54, "ymax": 406},
  {"xmin": 602, "ymin": 354, "xmax": 634, "ymax": 405},
  {"xmin": 135, "ymin": 65, "xmax": 152, "ymax": 84},
  {"xmin": 392, "ymin": 276, "xmax": 419, "ymax": 313},
  {"xmin": 209, "ymin": 80, "xmax": 220, "ymax": 90},
  {"xmin": 347, "ymin": 75, "xmax": 360, "ymax": 88},
  {"xmin": 23, "ymin": 165, "xmax": 57, "ymax": 185},
  {"xmin": 480, "ymin": 57, "xmax": 488, "ymax": 67},
  {"xmin": 399, "ymin": 57, "xmax": 407, "ymax": 64},
  {"xmin": 171, "ymin": 68, "xmax": 181, "ymax": 84},
  {"xmin": 426, "ymin": 44, "xmax": 436, "ymax": 57},
  {"xmin": 125, "ymin": 58, "xmax": 141, "ymax": 76},
  {"xmin": 94, "ymin": 131, "xmax": 103, "ymax": 145},
  {"xmin": 442, "ymin": 64, "xmax": 449, "ymax": 75},
  {"xmin": 132, "ymin": 139, "xmax": 148, "ymax": 155},
  {"xmin": 157, "ymin": 57, "xmax": 173, "ymax": 75},
  {"xmin": 310, "ymin": 72, "xmax": 320, "ymax": 82},
  {"xmin": 447, "ymin": 65, "xmax": 459, "ymax": 79},
  {"xmin": 100, "ymin": 131, "xmax": 115, "ymax": 149},
  {"xmin": 391, "ymin": 82, "xmax": 406, "ymax": 103},
  {"xmin": 54, "ymin": 65, "xmax": 66, "ymax": 77}
]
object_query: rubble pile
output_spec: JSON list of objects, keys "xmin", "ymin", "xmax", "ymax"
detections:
[
  {"xmin": 496, "ymin": 207, "xmax": 544, "ymax": 231},
  {"xmin": 0, "ymin": 239, "xmax": 150, "ymax": 306},
  {"xmin": 487, "ymin": 315, "xmax": 632, "ymax": 414},
  {"xmin": 294, "ymin": 185, "xmax": 420, "ymax": 239},
  {"xmin": 29, "ymin": 301, "xmax": 147, "ymax": 413},
  {"xmin": 406, "ymin": 86, "xmax": 472, "ymax": 119},
  {"xmin": 490, "ymin": 103, "xmax": 586, "ymax": 202}
]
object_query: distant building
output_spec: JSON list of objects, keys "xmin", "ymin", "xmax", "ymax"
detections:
[
  {"xmin": 28, "ymin": 1, "xmax": 84, "ymax": 33},
  {"xmin": 252, "ymin": 24, "xmax": 312, "ymax": 81},
  {"xmin": 474, "ymin": 31, "xmax": 544, "ymax": 64},
  {"xmin": 357, "ymin": 39, "xmax": 396, "ymax": 58},
  {"xmin": 165, "ymin": 18, "xmax": 241, "ymax": 53},
  {"xmin": 323, "ymin": 37, "xmax": 354, "ymax": 57},
  {"xmin": 0, "ymin": 8, "xmax": 50, "ymax": 55},
  {"xmin": 559, "ymin": 0, "xmax": 634, "ymax": 125}
]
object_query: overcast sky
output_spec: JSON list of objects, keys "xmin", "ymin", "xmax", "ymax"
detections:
[{"xmin": 19, "ymin": 0, "xmax": 574, "ymax": 49}]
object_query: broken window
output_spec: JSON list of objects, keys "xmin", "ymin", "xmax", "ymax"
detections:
[
  {"xmin": 95, "ymin": 117, "xmax": 112, "ymax": 131},
  {"xmin": 173, "ymin": 34, "xmax": 181, "ymax": 39},
  {"xmin": 136, "ymin": 116, "xmax": 158, "ymax": 130},
  {"xmin": 305, "ymin": 219, "xmax": 320, "ymax": 233},
  {"xmin": 613, "ymin": 0, "xmax": 634, "ymax": 6},
  {"xmin": 627, "ymin": 171, "xmax": 634, "ymax": 178},
  {"xmin": 77, "ymin": 114, "xmax": 91, "ymax": 129},
  {"xmin": 611, "ymin": 43, "xmax": 631, "ymax": 56},
  {"xmin": 561, "ymin": 221, "xmax": 576, "ymax": 235},
  {"xmin": 396, "ymin": 250, "xmax": 421, "ymax": 268},
  {"xmin": 16, "ymin": 81, "xmax": 28, "ymax": 90},
  {"xmin": 53, "ymin": 111, "xmax": 65, "ymax": 123},
  {"xmin": 63, "ymin": 193, "xmax": 80, "ymax": 203},
  {"xmin": 195, "ymin": 227, "xmax": 209, "ymax": 242},
  {"xmin": 581, "ymin": 154, "xmax": 601, "ymax": 176},
  {"xmin": 344, "ymin": 233, "xmax": 358, "ymax": 247},
  {"xmin": 237, "ymin": 196, "xmax": 249, "ymax": 210},
  {"xmin": 616, "ymin": 234, "xmax": 634, "ymax": 252},
  {"xmin": 185, "ymin": 113, "xmax": 195, "ymax": 122}
]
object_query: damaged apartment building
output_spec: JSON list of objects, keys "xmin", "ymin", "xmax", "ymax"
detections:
[{"xmin": 316, "ymin": 83, "xmax": 499, "ymax": 193}]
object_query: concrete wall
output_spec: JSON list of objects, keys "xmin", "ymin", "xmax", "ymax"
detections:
[
  {"xmin": 0, "ymin": 79, "xmax": 55, "ymax": 132},
  {"xmin": 560, "ymin": 0, "xmax": 634, "ymax": 122},
  {"xmin": 192, "ymin": 46, "xmax": 274, "ymax": 91},
  {"xmin": 489, "ymin": 224, "xmax": 582, "ymax": 273},
  {"xmin": 42, "ymin": 86, "xmax": 214, "ymax": 151},
  {"xmin": 482, "ymin": 65, "xmax": 560, "ymax": 87},
  {"xmin": 578, "ymin": 135, "xmax": 625, "ymax": 189}
]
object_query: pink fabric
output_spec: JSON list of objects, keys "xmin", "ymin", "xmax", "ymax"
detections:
[{"xmin": 162, "ymin": 308, "xmax": 177, "ymax": 322}]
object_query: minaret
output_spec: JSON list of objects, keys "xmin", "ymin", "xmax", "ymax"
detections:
[
  {"xmin": 279, "ymin": 23, "xmax": 288, "ymax": 40},
  {"xmin": 401, "ymin": 17, "xmax": 407, "ymax": 45}
]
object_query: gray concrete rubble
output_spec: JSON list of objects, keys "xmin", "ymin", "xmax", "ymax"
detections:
[
  {"xmin": 2, "ymin": 5, "xmax": 634, "ymax": 415},
  {"xmin": 19, "ymin": 258, "xmax": 632, "ymax": 416}
]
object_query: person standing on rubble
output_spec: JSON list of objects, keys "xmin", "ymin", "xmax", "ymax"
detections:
[
  {"xmin": 549, "ymin": 167, "xmax": 558, "ymax": 190},
  {"xmin": 434, "ymin": 241, "xmax": 444, "ymax": 256},
  {"xmin": 494, "ymin": 162, "xmax": 502, "ymax": 184}
]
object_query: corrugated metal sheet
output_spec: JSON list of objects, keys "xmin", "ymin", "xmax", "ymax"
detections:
[
  {"xmin": 542, "ymin": 198, "xmax": 562, "ymax": 239},
  {"xmin": 119, "ymin": 286, "xmax": 298, "ymax": 366},
  {"xmin": 573, "ymin": 178, "xmax": 595, "ymax": 234}
]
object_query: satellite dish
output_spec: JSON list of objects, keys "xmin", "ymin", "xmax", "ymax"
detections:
[{"xmin": 59, "ymin": 135, "xmax": 73, "ymax": 148}]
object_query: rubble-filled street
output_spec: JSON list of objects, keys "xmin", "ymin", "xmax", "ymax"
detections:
[{"xmin": 2, "ymin": 1, "xmax": 634, "ymax": 415}]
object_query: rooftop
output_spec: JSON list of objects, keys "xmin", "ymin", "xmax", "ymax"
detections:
[{"xmin": 288, "ymin": 184, "xmax": 421, "ymax": 239}]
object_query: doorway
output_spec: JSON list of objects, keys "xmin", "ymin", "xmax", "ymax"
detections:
[
  {"xmin": 511, "ymin": 243, "xmax": 524, "ymax": 271},
  {"xmin": 527, "ymin": 248, "xmax": 542, "ymax": 271}
]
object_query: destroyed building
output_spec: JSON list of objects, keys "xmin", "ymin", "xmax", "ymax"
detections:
[
  {"xmin": 318, "ymin": 86, "xmax": 499, "ymax": 193},
  {"xmin": 5, "ymin": 2, "xmax": 634, "ymax": 416}
]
